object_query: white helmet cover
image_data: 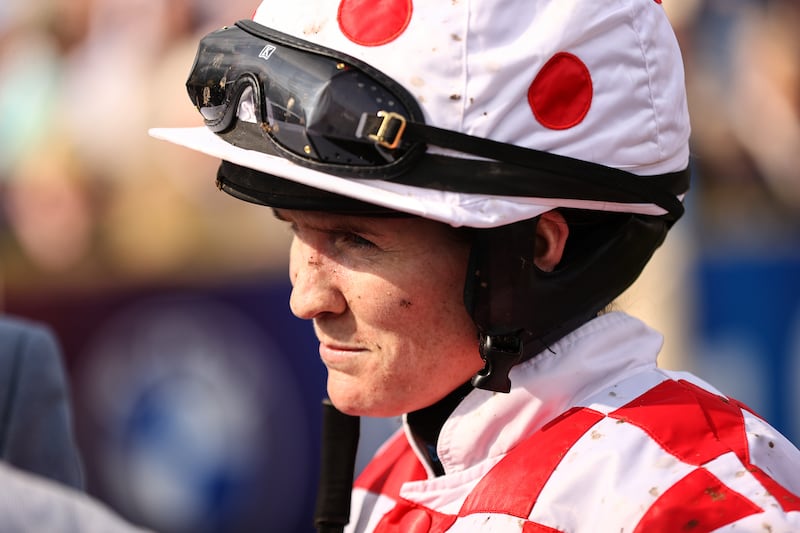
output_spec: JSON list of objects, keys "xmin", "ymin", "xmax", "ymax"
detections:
[{"xmin": 150, "ymin": 0, "xmax": 690, "ymax": 228}]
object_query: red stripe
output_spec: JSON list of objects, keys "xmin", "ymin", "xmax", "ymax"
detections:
[
  {"xmin": 374, "ymin": 504, "xmax": 565, "ymax": 533},
  {"xmin": 459, "ymin": 406, "xmax": 604, "ymax": 518},
  {"xmin": 522, "ymin": 521, "xmax": 564, "ymax": 533},
  {"xmin": 749, "ymin": 464, "xmax": 800, "ymax": 513},
  {"xmin": 374, "ymin": 500, "xmax": 457, "ymax": 533},
  {"xmin": 615, "ymin": 379, "xmax": 800, "ymax": 516},
  {"xmin": 354, "ymin": 431, "xmax": 426, "ymax": 499},
  {"xmin": 634, "ymin": 468, "xmax": 761, "ymax": 533},
  {"xmin": 680, "ymin": 379, "xmax": 750, "ymax": 462},
  {"xmin": 729, "ymin": 396, "xmax": 762, "ymax": 419},
  {"xmin": 609, "ymin": 379, "xmax": 748, "ymax": 466},
  {"xmin": 682, "ymin": 380, "xmax": 800, "ymax": 512}
]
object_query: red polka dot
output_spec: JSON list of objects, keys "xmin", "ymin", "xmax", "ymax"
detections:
[
  {"xmin": 338, "ymin": 0, "xmax": 413, "ymax": 46},
  {"xmin": 528, "ymin": 52, "xmax": 593, "ymax": 130}
]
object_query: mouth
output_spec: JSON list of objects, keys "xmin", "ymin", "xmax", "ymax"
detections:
[{"xmin": 318, "ymin": 340, "xmax": 367, "ymax": 370}]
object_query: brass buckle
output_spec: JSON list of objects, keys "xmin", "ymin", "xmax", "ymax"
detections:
[{"xmin": 368, "ymin": 111, "xmax": 407, "ymax": 150}]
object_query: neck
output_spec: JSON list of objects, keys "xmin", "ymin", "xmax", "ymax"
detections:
[{"xmin": 406, "ymin": 381, "xmax": 474, "ymax": 476}]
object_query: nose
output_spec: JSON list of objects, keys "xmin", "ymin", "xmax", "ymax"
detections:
[{"xmin": 288, "ymin": 236, "xmax": 347, "ymax": 320}]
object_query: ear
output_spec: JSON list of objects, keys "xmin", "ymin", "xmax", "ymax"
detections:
[{"xmin": 534, "ymin": 210, "xmax": 569, "ymax": 272}]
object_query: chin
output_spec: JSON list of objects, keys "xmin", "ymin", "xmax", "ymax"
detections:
[
  {"xmin": 326, "ymin": 387, "xmax": 367, "ymax": 417},
  {"xmin": 327, "ymin": 389, "xmax": 403, "ymax": 418}
]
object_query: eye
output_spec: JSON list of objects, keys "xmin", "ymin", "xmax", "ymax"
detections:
[{"xmin": 337, "ymin": 231, "xmax": 377, "ymax": 249}]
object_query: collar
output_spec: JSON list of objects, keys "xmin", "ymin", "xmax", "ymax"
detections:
[{"xmin": 406, "ymin": 312, "xmax": 664, "ymax": 477}]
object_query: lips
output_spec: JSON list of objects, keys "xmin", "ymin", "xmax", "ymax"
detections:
[
  {"xmin": 318, "ymin": 341, "xmax": 366, "ymax": 370},
  {"xmin": 320, "ymin": 341, "xmax": 361, "ymax": 353}
]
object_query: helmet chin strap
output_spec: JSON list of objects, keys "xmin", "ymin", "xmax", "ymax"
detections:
[
  {"xmin": 465, "ymin": 212, "xmax": 672, "ymax": 393},
  {"xmin": 470, "ymin": 332, "xmax": 525, "ymax": 394},
  {"xmin": 465, "ymin": 217, "xmax": 539, "ymax": 393}
]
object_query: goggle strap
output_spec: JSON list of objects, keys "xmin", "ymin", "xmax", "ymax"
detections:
[
  {"xmin": 359, "ymin": 113, "xmax": 687, "ymax": 219},
  {"xmin": 410, "ymin": 122, "xmax": 687, "ymax": 220}
]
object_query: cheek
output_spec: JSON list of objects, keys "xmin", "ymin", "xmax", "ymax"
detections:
[
  {"xmin": 384, "ymin": 277, "xmax": 481, "ymax": 399},
  {"xmin": 385, "ymin": 265, "xmax": 474, "ymax": 342},
  {"xmin": 288, "ymin": 238, "xmax": 301, "ymax": 285}
]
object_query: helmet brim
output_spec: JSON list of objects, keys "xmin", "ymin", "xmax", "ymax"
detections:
[{"xmin": 149, "ymin": 126, "xmax": 679, "ymax": 228}]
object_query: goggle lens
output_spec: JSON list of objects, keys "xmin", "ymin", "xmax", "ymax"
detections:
[{"xmin": 186, "ymin": 21, "xmax": 423, "ymax": 169}]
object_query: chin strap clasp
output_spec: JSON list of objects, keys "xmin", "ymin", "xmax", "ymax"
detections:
[{"xmin": 470, "ymin": 332, "xmax": 523, "ymax": 393}]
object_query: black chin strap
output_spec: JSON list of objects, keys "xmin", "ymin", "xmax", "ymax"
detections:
[
  {"xmin": 465, "ymin": 212, "xmax": 672, "ymax": 393},
  {"xmin": 470, "ymin": 333, "xmax": 525, "ymax": 394}
]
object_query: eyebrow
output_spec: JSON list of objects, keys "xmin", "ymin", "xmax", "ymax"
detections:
[{"xmin": 272, "ymin": 209, "xmax": 381, "ymax": 237}]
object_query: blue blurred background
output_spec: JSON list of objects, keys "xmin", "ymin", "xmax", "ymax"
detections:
[{"xmin": 0, "ymin": 1, "xmax": 798, "ymax": 531}]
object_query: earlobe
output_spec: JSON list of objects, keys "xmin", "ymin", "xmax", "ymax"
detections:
[{"xmin": 534, "ymin": 210, "xmax": 569, "ymax": 272}]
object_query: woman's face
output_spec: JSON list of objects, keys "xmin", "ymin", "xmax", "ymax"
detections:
[{"xmin": 278, "ymin": 210, "xmax": 483, "ymax": 417}]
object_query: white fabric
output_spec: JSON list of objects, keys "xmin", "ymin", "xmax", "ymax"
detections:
[
  {"xmin": 251, "ymin": 0, "xmax": 689, "ymax": 173},
  {"xmin": 0, "ymin": 462, "xmax": 152, "ymax": 533},
  {"xmin": 346, "ymin": 312, "xmax": 800, "ymax": 532},
  {"xmin": 149, "ymin": 0, "xmax": 690, "ymax": 228}
]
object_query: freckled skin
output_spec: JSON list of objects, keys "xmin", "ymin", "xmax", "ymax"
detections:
[{"xmin": 279, "ymin": 210, "xmax": 483, "ymax": 417}]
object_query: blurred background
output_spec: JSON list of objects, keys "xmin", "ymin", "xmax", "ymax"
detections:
[{"xmin": 0, "ymin": 0, "xmax": 798, "ymax": 531}]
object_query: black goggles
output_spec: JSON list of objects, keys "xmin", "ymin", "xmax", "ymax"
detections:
[
  {"xmin": 187, "ymin": 20, "xmax": 690, "ymax": 221},
  {"xmin": 187, "ymin": 19, "xmax": 426, "ymax": 178}
]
